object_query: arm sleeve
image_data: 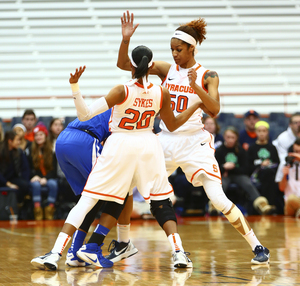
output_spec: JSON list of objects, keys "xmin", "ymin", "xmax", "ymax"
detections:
[{"xmin": 71, "ymin": 83, "xmax": 109, "ymax": 121}]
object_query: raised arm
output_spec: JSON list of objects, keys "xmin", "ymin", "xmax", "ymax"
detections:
[
  {"xmin": 188, "ymin": 69, "xmax": 220, "ymax": 118},
  {"xmin": 117, "ymin": 11, "xmax": 171, "ymax": 82},
  {"xmin": 159, "ymin": 87, "xmax": 201, "ymax": 132},
  {"xmin": 70, "ymin": 66, "xmax": 125, "ymax": 121},
  {"xmin": 117, "ymin": 10, "xmax": 139, "ymax": 71}
]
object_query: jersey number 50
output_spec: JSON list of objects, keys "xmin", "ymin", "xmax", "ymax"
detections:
[
  {"xmin": 118, "ymin": 108, "xmax": 156, "ymax": 130},
  {"xmin": 170, "ymin": 94, "xmax": 189, "ymax": 113}
]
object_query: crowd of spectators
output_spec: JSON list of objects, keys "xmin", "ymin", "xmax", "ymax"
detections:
[{"xmin": 1, "ymin": 109, "xmax": 300, "ymax": 220}]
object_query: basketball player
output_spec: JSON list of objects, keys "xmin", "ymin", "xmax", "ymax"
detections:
[
  {"xmin": 110, "ymin": 11, "xmax": 270, "ymax": 265},
  {"xmin": 31, "ymin": 111, "xmax": 137, "ymax": 270}
]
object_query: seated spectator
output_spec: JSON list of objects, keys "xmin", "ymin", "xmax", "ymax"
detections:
[
  {"xmin": 202, "ymin": 116, "xmax": 224, "ymax": 149},
  {"xmin": 0, "ymin": 131, "xmax": 30, "ymax": 206},
  {"xmin": 25, "ymin": 123, "xmax": 58, "ymax": 220},
  {"xmin": 247, "ymin": 121, "xmax": 280, "ymax": 208},
  {"xmin": 49, "ymin": 118, "xmax": 64, "ymax": 151},
  {"xmin": 215, "ymin": 126, "xmax": 275, "ymax": 215},
  {"xmin": 279, "ymin": 138, "xmax": 300, "ymax": 217},
  {"xmin": 0, "ymin": 121, "xmax": 4, "ymax": 142},
  {"xmin": 273, "ymin": 112, "xmax": 300, "ymax": 183},
  {"xmin": 239, "ymin": 110, "xmax": 260, "ymax": 151},
  {"xmin": 22, "ymin": 109, "xmax": 37, "ymax": 142},
  {"xmin": 12, "ymin": 123, "xmax": 31, "ymax": 150}
]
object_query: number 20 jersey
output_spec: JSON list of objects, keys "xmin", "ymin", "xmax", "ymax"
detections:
[
  {"xmin": 160, "ymin": 63, "xmax": 208, "ymax": 133},
  {"xmin": 109, "ymin": 79, "xmax": 163, "ymax": 133}
]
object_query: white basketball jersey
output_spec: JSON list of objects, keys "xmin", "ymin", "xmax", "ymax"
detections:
[
  {"xmin": 160, "ymin": 63, "xmax": 208, "ymax": 133},
  {"xmin": 109, "ymin": 79, "xmax": 163, "ymax": 133}
]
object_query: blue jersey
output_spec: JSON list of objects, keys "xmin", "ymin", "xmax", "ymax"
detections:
[
  {"xmin": 56, "ymin": 109, "xmax": 112, "ymax": 195},
  {"xmin": 67, "ymin": 109, "xmax": 111, "ymax": 142}
]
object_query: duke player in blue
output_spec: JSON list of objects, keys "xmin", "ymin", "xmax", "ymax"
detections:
[{"xmin": 31, "ymin": 110, "xmax": 136, "ymax": 270}]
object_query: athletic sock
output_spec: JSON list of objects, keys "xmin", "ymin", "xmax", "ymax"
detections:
[
  {"xmin": 243, "ymin": 229, "xmax": 262, "ymax": 251},
  {"xmin": 51, "ymin": 232, "xmax": 71, "ymax": 255},
  {"xmin": 167, "ymin": 233, "xmax": 184, "ymax": 252},
  {"xmin": 88, "ymin": 224, "xmax": 110, "ymax": 246},
  {"xmin": 117, "ymin": 223, "xmax": 130, "ymax": 243},
  {"xmin": 71, "ymin": 229, "xmax": 86, "ymax": 252}
]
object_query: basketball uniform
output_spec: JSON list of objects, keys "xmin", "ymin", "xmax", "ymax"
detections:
[
  {"xmin": 55, "ymin": 109, "xmax": 111, "ymax": 195},
  {"xmin": 82, "ymin": 80, "xmax": 173, "ymax": 204},
  {"xmin": 159, "ymin": 63, "xmax": 222, "ymax": 186}
]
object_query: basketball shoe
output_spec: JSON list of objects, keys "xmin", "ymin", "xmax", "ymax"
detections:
[
  {"xmin": 105, "ymin": 240, "xmax": 138, "ymax": 263},
  {"xmin": 172, "ymin": 250, "xmax": 193, "ymax": 268},
  {"xmin": 251, "ymin": 245, "xmax": 270, "ymax": 264},
  {"xmin": 77, "ymin": 243, "xmax": 113, "ymax": 268},
  {"xmin": 31, "ymin": 252, "xmax": 61, "ymax": 270},
  {"xmin": 65, "ymin": 247, "xmax": 91, "ymax": 267}
]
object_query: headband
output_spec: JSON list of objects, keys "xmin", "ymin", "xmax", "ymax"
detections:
[
  {"xmin": 255, "ymin": 121, "xmax": 270, "ymax": 129},
  {"xmin": 12, "ymin": 123, "xmax": 26, "ymax": 133},
  {"xmin": 172, "ymin": 30, "xmax": 198, "ymax": 55},
  {"xmin": 130, "ymin": 56, "xmax": 153, "ymax": 93}
]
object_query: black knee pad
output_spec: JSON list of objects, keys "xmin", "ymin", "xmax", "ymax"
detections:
[
  {"xmin": 150, "ymin": 199, "xmax": 177, "ymax": 228},
  {"xmin": 102, "ymin": 194, "xmax": 129, "ymax": 220},
  {"xmin": 79, "ymin": 200, "xmax": 103, "ymax": 232}
]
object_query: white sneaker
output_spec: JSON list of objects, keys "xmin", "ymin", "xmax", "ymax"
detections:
[
  {"xmin": 172, "ymin": 250, "xmax": 188, "ymax": 268},
  {"xmin": 31, "ymin": 252, "xmax": 61, "ymax": 270},
  {"xmin": 65, "ymin": 247, "xmax": 91, "ymax": 267},
  {"xmin": 105, "ymin": 240, "xmax": 138, "ymax": 263}
]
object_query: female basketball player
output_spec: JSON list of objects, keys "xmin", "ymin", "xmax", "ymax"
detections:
[{"xmin": 111, "ymin": 11, "xmax": 270, "ymax": 265}]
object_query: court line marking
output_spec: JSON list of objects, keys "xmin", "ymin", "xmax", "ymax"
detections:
[{"xmin": 0, "ymin": 228, "xmax": 49, "ymax": 238}]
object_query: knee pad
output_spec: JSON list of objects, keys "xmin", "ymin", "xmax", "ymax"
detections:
[
  {"xmin": 224, "ymin": 204, "xmax": 251, "ymax": 235},
  {"xmin": 102, "ymin": 194, "xmax": 129, "ymax": 220},
  {"xmin": 150, "ymin": 199, "xmax": 177, "ymax": 228}
]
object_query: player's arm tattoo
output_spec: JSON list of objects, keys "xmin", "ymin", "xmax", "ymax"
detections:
[
  {"xmin": 204, "ymin": 71, "xmax": 219, "ymax": 80},
  {"xmin": 123, "ymin": 40, "xmax": 129, "ymax": 44}
]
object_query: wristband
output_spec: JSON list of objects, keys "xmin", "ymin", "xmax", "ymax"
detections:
[{"xmin": 71, "ymin": 83, "xmax": 80, "ymax": 92}]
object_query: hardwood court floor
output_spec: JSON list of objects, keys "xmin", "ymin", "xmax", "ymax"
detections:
[{"xmin": 0, "ymin": 215, "xmax": 300, "ymax": 285}]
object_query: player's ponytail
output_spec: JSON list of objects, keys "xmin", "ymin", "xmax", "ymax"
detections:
[{"xmin": 130, "ymin": 45, "xmax": 153, "ymax": 93}]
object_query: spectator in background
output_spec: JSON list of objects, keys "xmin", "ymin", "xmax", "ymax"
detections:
[
  {"xmin": 25, "ymin": 123, "xmax": 58, "ymax": 220},
  {"xmin": 12, "ymin": 123, "xmax": 30, "ymax": 150},
  {"xmin": 239, "ymin": 110, "xmax": 260, "ymax": 151},
  {"xmin": 0, "ymin": 131, "xmax": 30, "ymax": 205},
  {"xmin": 279, "ymin": 138, "xmax": 300, "ymax": 217},
  {"xmin": 247, "ymin": 121, "xmax": 280, "ymax": 210},
  {"xmin": 49, "ymin": 118, "xmax": 64, "ymax": 151},
  {"xmin": 22, "ymin": 109, "xmax": 37, "ymax": 142},
  {"xmin": 215, "ymin": 126, "xmax": 275, "ymax": 215},
  {"xmin": 0, "ymin": 122, "xmax": 4, "ymax": 142},
  {"xmin": 202, "ymin": 116, "xmax": 224, "ymax": 149},
  {"xmin": 273, "ymin": 113, "xmax": 300, "ymax": 183}
]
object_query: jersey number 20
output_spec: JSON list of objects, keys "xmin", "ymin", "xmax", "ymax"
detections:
[{"xmin": 118, "ymin": 108, "xmax": 156, "ymax": 130}]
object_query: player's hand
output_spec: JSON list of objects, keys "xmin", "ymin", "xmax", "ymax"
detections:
[
  {"xmin": 121, "ymin": 10, "xmax": 139, "ymax": 41},
  {"xmin": 188, "ymin": 68, "xmax": 197, "ymax": 86},
  {"xmin": 69, "ymin": 66, "xmax": 86, "ymax": 84}
]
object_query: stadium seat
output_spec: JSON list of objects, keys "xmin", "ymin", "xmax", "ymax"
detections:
[
  {"xmin": 37, "ymin": 116, "xmax": 53, "ymax": 128},
  {"xmin": 64, "ymin": 116, "xmax": 77, "ymax": 128},
  {"xmin": 10, "ymin": 117, "xmax": 22, "ymax": 128}
]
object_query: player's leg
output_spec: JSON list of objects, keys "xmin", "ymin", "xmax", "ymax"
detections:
[
  {"xmin": 31, "ymin": 195, "xmax": 100, "ymax": 270},
  {"xmin": 105, "ymin": 194, "xmax": 138, "ymax": 262},
  {"xmin": 201, "ymin": 174, "xmax": 270, "ymax": 265}
]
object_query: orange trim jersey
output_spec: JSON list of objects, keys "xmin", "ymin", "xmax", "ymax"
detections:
[
  {"xmin": 109, "ymin": 80, "xmax": 163, "ymax": 133},
  {"xmin": 160, "ymin": 63, "xmax": 208, "ymax": 133}
]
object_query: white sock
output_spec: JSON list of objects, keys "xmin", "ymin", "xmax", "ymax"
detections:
[
  {"xmin": 117, "ymin": 223, "xmax": 130, "ymax": 243},
  {"xmin": 51, "ymin": 232, "xmax": 71, "ymax": 255},
  {"xmin": 243, "ymin": 229, "xmax": 262, "ymax": 251},
  {"xmin": 167, "ymin": 233, "xmax": 184, "ymax": 252}
]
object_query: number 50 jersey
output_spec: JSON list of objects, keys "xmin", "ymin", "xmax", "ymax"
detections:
[
  {"xmin": 109, "ymin": 79, "xmax": 163, "ymax": 133},
  {"xmin": 160, "ymin": 63, "xmax": 208, "ymax": 134}
]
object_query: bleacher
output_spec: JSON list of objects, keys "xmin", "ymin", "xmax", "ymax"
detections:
[{"xmin": 0, "ymin": 0, "xmax": 300, "ymax": 119}]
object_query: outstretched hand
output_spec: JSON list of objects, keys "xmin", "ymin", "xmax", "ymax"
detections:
[
  {"xmin": 121, "ymin": 10, "xmax": 139, "ymax": 40},
  {"xmin": 69, "ymin": 66, "xmax": 86, "ymax": 84}
]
